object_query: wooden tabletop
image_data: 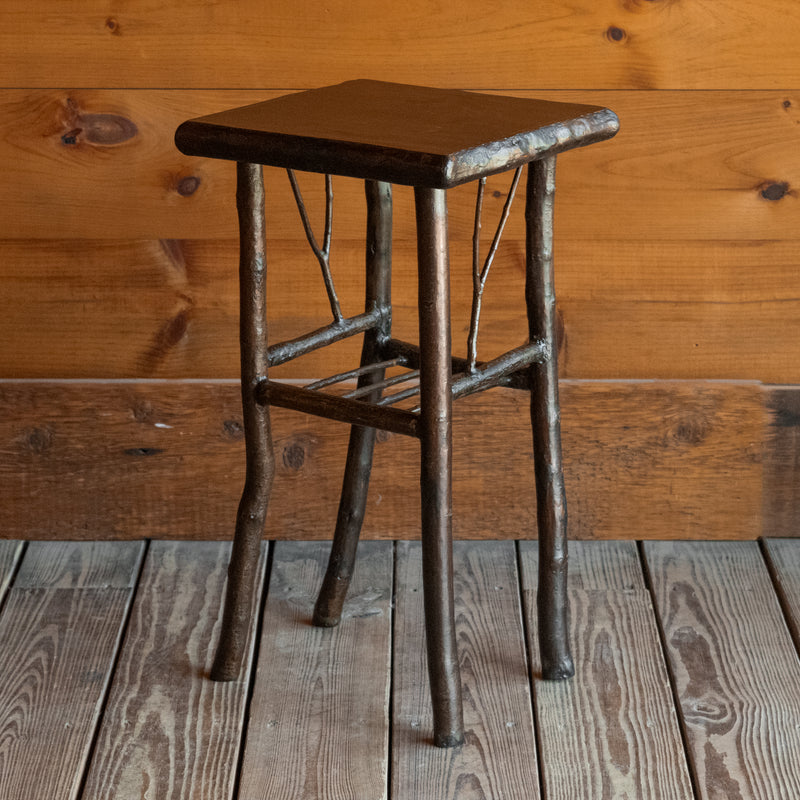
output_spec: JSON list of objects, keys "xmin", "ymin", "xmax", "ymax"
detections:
[{"xmin": 175, "ymin": 80, "xmax": 619, "ymax": 187}]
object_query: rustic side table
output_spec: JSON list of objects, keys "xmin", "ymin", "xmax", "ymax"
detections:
[{"xmin": 175, "ymin": 80, "xmax": 619, "ymax": 747}]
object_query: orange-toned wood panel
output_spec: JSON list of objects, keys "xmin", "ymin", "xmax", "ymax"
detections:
[
  {"xmin": 1, "ymin": 1, "xmax": 798, "ymax": 90},
  {"xmin": 0, "ymin": 90, "xmax": 796, "ymax": 241},
  {"xmin": 0, "ymin": 380, "xmax": 766, "ymax": 541},
  {"xmin": 2, "ymin": 238, "xmax": 798, "ymax": 382}
]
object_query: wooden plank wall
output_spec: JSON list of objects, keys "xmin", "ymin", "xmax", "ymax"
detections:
[{"xmin": 1, "ymin": 1, "xmax": 798, "ymax": 540}]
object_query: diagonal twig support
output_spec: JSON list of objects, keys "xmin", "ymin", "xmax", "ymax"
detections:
[
  {"xmin": 287, "ymin": 170, "xmax": 344, "ymax": 323},
  {"xmin": 466, "ymin": 166, "xmax": 523, "ymax": 372}
]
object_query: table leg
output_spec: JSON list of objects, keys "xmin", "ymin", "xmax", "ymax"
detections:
[
  {"xmin": 525, "ymin": 156, "xmax": 574, "ymax": 681},
  {"xmin": 415, "ymin": 186, "xmax": 464, "ymax": 747},
  {"xmin": 211, "ymin": 162, "xmax": 275, "ymax": 681},
  {"xmin": 314, "ymin": 180, "xmax": 393, "ymax": 626}
]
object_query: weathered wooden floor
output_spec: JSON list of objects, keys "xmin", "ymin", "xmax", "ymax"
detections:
[{"xmin": 0, "ymin": 538, "xmax": 798, "ymax": 799}]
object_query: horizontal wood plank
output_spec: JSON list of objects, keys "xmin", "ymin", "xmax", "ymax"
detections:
[
  {"xmin": 1, "ymin": 90, "xmax": 796, "ymax": 241},
  {"xmin": 237, "ymin": 540, "xmax": 392, "ymax": 800},
  {"xmin": 81, "ymin": 540, "xmax": 267, "ymax": 800},
  {"xmin": 643, "ymin": 541, "xmax": 800, "ymax": 800},
  {"xmin": 0, "ymin": 541, "xmax": 144, "ymax": 800},
  {"xmin": 1, "ymin": 237, "xmax": 799, "ymax": 382},
  {"xmin": 558, "ymin": 298, "xmax": 800, "ymax": 382},
  {"xmin": 0, "ymin": 380, "xmax": 766, "ymax": 541},
  {"xmin": 392, "ymin": 541, "xmax": 540, "ymax": 799},
  {"xmin": 555, "ymin": 381, "xmax": 764, "ymax": 540},
  {"xmin": 519, "ymin": 540, "xmax": 693, "ymax": 799},
  {"xmin": 2, "ymin": 90, "xmax": 797, "ymax": 385},
  {"xmin": 1, "ymin": 1, "xmax": 799, "ymax": 89}
]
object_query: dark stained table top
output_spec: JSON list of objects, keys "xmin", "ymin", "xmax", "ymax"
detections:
[{"xmin": 175, "ymin": 80, "xmax": 619, "ymax": 188}]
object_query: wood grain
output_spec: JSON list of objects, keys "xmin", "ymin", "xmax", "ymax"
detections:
[
  {"xmin": 0, "ymin": 381, "xmax": 251, "ymax": 540},
  {"xmin": 3, "ymin": 89, "xmax": 797, "ymax": 388},
  {"xmin": 1, "ymin": 89, "xmax": 796, "ymax": 241},
  {"xmin": 763, "ymin": 388, "xmax": 800, "ymax": 537},
  {"xmin": 762, "ymin": 539, "xmax": 800, "ymax": 651},
  {"xmin": 642, "ymin": 541, "xmax": 800, "ymax": 800},
  {"xmin": 2, "ymin": 237, "xmax": 799, "ymax": 382},
  {"xmin": 392, "ymin": 540, "xmax": 540, "ymax": 799},
  {"xmin": 237, "ymin": 540, "xmax": 392, "ymax": 800},
  {"xmin": 2, "ymin": 1, "xmax": 799, "ymax": 89},
  {"xmin": 0, "ymin": 380, "xmax": 766, "ymax": 541},
  {"xmin": 0, "ymin": 541, "xmax": 144, "ymax": 800},
  {"xmin": 559, "ymin": 381, "xmax": 764, "ymax": 541},
  {"xmin": 80, "ymin": 540, "xmax": 267, "ymax": 800},
  {"xmin": 519, "ymin": 540, "xmax": 693, "ymax": 799},
  {"xmin": 13, "ymin": 540, "xmax": 144, "ymax": 588}
]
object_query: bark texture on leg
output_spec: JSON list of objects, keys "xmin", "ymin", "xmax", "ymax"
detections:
[
  {"xmin": 525, "ymin": 157, "xmax": 574, "ymax": 681},
  {"xmin": 313, "ymin": 181, "xmax": 393, "ymax": 627},
  {"xmin": 415, "ymin": 186, "xmax": 464, "ymax": 747},
  {"xmin": 212, "ymin": 162, "xmax": 274, "ymax": 681}
]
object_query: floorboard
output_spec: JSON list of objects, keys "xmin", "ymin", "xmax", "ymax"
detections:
[
  {"xmin": 643, "ymin": 540, "xmax": 800, "ymax": 800},
  {"xmin": 762, "ymin": 538, "xmax": 800, "ymax": 649},
  {"xmin": 0, "ymin": 541, "xmax": 144, "ymax": 800},
  {"xmin": 237, "ymin": 540, "xmax": 393, "ymax": 800},
  {"xmin": 520, "ymin": 540, "xmax": 694, "ymax": 800},
  {"xmin": 1, "ymin": 538, "xmax": 798, "ymax": 799},
  {"xmin": 81, "ymin": 540, "xmax": 267, "ymax": 800},
  {"xmin": 392, "ymin": 540, "xmax": 540, "ymax": 800}
]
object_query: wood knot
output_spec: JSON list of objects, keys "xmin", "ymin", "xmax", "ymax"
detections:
[
  {"xmin": 605, "ymin": 26, "xmax": 627, "ymax": 42},
  {"xmin": 132, "ymin": 401, "xmax": 154, "ymax": 422},
  {"xmin": 222, "ymin": 419, "xmax": 244, "ymax": 439},
  {"xmin": 169, "ymin": 172, "xmax": 203, "ymax": 197},
  {"xmin": 759, "ymin": 181, "xmax": 790, "ymax": 201},
  {"xmin": 105, "ymin": 17, "xmax": 121, "ymax": 35},
  {"xmin": 670, "ymin": 415, "xmax": 709, "ymax": 445},
  {"xmin": 24, "ymin": 427, "xmax": 54, "ymax": 454},
  {"xmin": 60, "ymin": 108, "xmax": 138, "ymax": 147},
  {"xmin": 278, "ymin": 433, "xmax": 318, "ymax": 473},
  {"xmin": 177, "ymin": 176, "xmax": 201, "ymax": 196},
  {"xmin": 81, "ymin": 113, "xmax": 138, "ymax": 145},
  {"xmin": 282, "ymin": 442, "xmax": 306, "ymax": 471}
]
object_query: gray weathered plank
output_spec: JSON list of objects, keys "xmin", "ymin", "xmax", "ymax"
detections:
[
  {"xmin": 763, "ymin": 538, "xmax": 800, "ymax": 646},
  {"xmin": 81, "ymin": 540, "xmax": 267, "ymax": 800},
  {"xmin": 643, "ymin": 540, "xmax": 800, "ymax": 799},
  {"xmin": 520, "ymin": 540, "xmax": 694, "ymax": 800},
  {"xmin": 392, "ymin": 541, "xmax": 540, "ymax": 800},
  {"xmin": 237, "ymin": 540, "xmax": 393, "ymax": 800},
  {"xmin": 0, "ymin": 541, "xmax": 144, "ymax": 800},
  {"xmin": 0, "ymin": 540, "xmax": 24, "ymax": 604},
  {"xmin": 14, "ymin": 539, "xmax": 143, "ymax": 588}
]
